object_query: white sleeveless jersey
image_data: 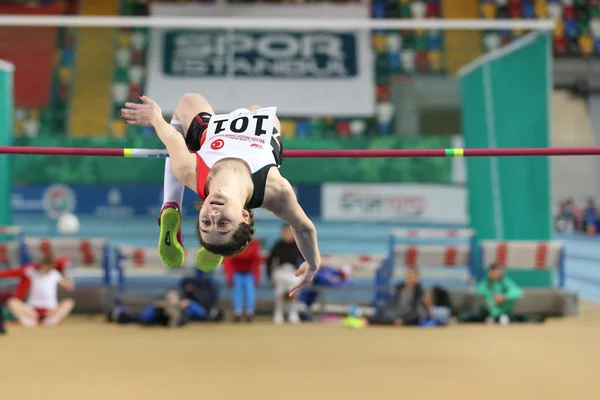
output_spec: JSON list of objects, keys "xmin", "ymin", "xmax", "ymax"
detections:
[{"xmin": 197, "ymin": 107, "xmax": 277, "ymax": 172}]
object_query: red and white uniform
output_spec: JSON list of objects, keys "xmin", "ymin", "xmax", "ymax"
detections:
[
  {"xmin": 195, "ymin": 107, "xmax": 278, "ymax": 198},
  {"xmin": 25, "ymin": 268, "xmax": 62, "ymax": 311},
  {"xmin": 0, "ymin": 257, "xmax": 70, "ymax": 302}
]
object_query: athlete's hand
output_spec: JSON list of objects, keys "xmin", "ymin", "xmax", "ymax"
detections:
[
  {"xmin": 121, "ymin": 95, "xmax": 163, "ymax": 127},
  {"xmin": 289, "ymin": 261, "xmax": 318, "ymax": 297}
]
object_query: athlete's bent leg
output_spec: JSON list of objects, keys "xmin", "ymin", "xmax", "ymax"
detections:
[
  {"xmin": 44, "ymin": 298, "xmax": 75, "ymax": 326},
  {"xmin": 159, "ymin": 151, "xmax": 186, "ymax": 267},
  {"xmin": 6, "ymin": 298, "xmax": 38, "ymax": 327},
  {"xmin": 158, "ymin": 94, "xmax": 216, "ymax": 269}
]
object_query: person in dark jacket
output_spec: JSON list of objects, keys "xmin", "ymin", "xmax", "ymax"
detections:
[
  {"xmin": 393, "ymin": 268, "xmax": 432, "ymax": 326},
  {"xmin": 266, "ymin": 224, "xmax": 303, "ymax": 324}
]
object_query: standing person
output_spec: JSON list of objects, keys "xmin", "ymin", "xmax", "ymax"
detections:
[
  {"xmin": 223, "ymin": 238, "xmax": 262, "ymax": 322},
  {"xmin": 266, "ymin": 224, "xmax": 303, "ymax": 324},
  {"xmin": 121, "ymin": 95, "xmax": 321, "ymax": 296},
  {"xmin": 5, "ymin": 256, "xmax": 75, "ymax": 327},
  {"xmin": 475, "ymin": 263, "xmax": 523, "ymax": 325}
]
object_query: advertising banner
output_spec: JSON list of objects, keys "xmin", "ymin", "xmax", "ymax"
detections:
[
  {"xmin": 321, "ymin": 184, "xmax": 468, "ymax": 224},
  {"xmin": 12, "ymin": 184, "xmax": 321, "ymax": 220},
  {"xmin": 147, "ymin": 3, "xmax": 374, "ymax": 116}
]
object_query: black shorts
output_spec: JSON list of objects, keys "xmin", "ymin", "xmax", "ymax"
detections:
[{"xmin": 187, "ymin": 112, "xmax": 283, "ymax": 167}]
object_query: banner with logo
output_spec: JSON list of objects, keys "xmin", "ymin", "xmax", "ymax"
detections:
[
  {"xmin": 147, "ymin": 3, "xmax": 374, "ymax": 116},
  {"xmin": 12, "ymin": 184, "xmax": 321, "ymax": 220},
  {"xmin": 322, "ymin": 184, "xmax": 468, "ymax": 224}
]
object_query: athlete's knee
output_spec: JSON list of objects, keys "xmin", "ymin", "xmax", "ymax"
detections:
[
  {"xmin": 6, "ymin": 297, "xmax": 23, "ymax": 309},
  {"xmin": 61, "ymin": 298, "xmax": 75, "ymax": 310},
  {"xmin": 177, "ymin": 93, "xmax": 209, "ymax": 112}
]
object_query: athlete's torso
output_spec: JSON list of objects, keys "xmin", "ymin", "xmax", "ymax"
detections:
[
  {"xmin": 26, "ymin": 269, "xmax": 61, "ymax": 310},
  {"xmin": 198, "ymin": 107, "xmax": 277, "ymax": 171},
  {"xmin": 195, "ymin": 107, "xmax": 279, "ymax": 207}
]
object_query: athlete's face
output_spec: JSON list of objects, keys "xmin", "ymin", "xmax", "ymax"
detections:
[
  {"xmin": 198, "ymin": 193, "xmax": 250, "ymax": 245},
  {"xmin": 488, "ymin": 266, "xmax": 503, "ymax": 281}
]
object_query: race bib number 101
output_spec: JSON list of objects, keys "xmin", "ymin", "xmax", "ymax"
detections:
[{"xmin": 206, "ymin": 106, "xmax": 277, "ymax": 140}]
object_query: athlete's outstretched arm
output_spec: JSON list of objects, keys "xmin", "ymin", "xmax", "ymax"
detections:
[
  {"xmin": 264, "ymin": 179, "xmax": 321, "ymax": 296},
  {"xmin": 122, "ymin": 96, "xmax": 196, "ymax": 189}
]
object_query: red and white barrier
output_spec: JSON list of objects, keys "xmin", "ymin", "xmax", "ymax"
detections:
[
  {"xmin": 24, "ymin": 238, "xmax": 107, "ymax": 268},
  {"xmin": 117, "ymin": 245, "xmax": 386, "ymax": 273},
  {"xmin": 0, "ymin": 226, "xmax": 23, "ymax": 235},
  {"xmin": 320, "ymin": 253, "xmax": 385, "ymax": 270},
  {"xmin": 391, "ymin": 228, "xmax": 474, "ymax": 238},
  {"xmin": 117, "ymin": 245, "xmax": 201, "ymax": 273},
  {"xmin": 481, "ymin": 240, "xmax": 563, "ymax": 270},
  {"xmin": 0, "ymin": 241, "xmax": 20, "ymax": 265},
  {"xmin": 393, "ymin": 244, "xmax": 471, "ymax": 268}
]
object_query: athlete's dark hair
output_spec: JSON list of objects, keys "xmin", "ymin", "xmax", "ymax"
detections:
[{"xmin": 195, "ymin": 201, "xmax": 255, "ymax": 257}]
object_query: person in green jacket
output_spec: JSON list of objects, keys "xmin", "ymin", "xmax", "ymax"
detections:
[{"xmin": 475, "ymin": 263, "xmax": 523, "ymax": 325}]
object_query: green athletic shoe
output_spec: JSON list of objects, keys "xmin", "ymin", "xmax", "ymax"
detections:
[
  {"xmin": 196, "ymin": 247, "xmax": 223, "ymax": 272},
  {"xmin": 158, "ymin": 203, "xmax": 185, "ymax": 268}
]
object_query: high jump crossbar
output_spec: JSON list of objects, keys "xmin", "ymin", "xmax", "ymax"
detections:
[{"xmin": 1, "ymin": 146, "xmax": 600, "ymax": 158}]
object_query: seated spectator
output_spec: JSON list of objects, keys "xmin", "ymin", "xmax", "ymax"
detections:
[
  {"xmin": 5, "ymin": 256, "xmax": 75, "ymax": 327},
  {"xmin": 266, "ymin": 224, "xmax": 303, "ymax": 324},
  {"xmin": 582, "ymin": 198, "xmax": 598, "ymax": 234},
  {"xmin": 392, "ymin": 268, "xmax": 432, "ymax": 326},
  {"xmin": 180, "ymin": 269, "xmax": 224, "ymax": 322},
  {"xmin": 567, "ymin": 198, "xmax": 581, "ymax": 231},
  {"xmin": 475, "ymin": 263, "xmax": 523, "ymax": 325},
  {"xmin": 223, "ymin": 238, "xmax": 261, "ymax": 323},
  {"xmin": 0, "ymin": 256, "xmax": 71, "ymax": 303},
  {"xmin": 139, "ymin": 289, "xmax": 192, "ymax": 328},
  {"xmin": 430, "ymin": 285, "xmax": 453, "ymax": 326},
  {"xmin": 299, "ymin": 264, "xmax": 353, "ymax": 319},
  {"xmin": 107, "ymin": 288, "xmax": 211, "ymax": 327},
  {"xmin": 555, "ymin": 198, "xmax": 581, "ymax": 233}
]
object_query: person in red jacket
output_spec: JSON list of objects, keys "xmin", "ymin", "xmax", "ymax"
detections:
[
  {"xmin": 223, "ymin": 239, "xmax": 261, "ymax": 322},
  {"xmin": 0, "ymin": 257, "xmax": 71, "ymax": 303},
  {"xmin": 1, "ymin": 256, "xmax": 75, "ymax": 327},
  {"xmin": 1, "ymin": 257, "xmax": 70, "ymax": 333}
]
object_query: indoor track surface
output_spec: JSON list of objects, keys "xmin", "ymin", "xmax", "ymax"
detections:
[{"xmin": 2, "ymin": 304, "xmax": 600, "ymax": 400}]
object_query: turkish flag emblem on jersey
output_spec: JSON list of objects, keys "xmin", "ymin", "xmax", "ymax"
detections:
[{"xmin": 211, "ymin": 139, "xmax": 225, "ymax": 150}]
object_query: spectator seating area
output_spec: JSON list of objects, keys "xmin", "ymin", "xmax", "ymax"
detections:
[
  {"xmin": 10, "ymin": 0, "xmax": 77, "ymax": 138},
  {"xmin": 480, "ymin": 0, "xmax": 600, "ymax": 57},
  {"xmin": 5, "ymin": 0, "xmax": 600, "ymax": 139},
  {"xmin": 0, "ymin": 226, "xmax": 576, "ymax": 318}
]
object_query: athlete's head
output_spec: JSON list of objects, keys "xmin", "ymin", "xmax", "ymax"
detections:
[
  {"xmin": 487, "ymin": 263, "xmax": 504, "ymax": 282},
  {"xmin": 195, "ymin": 193, "xmax": 255, "ymax": 257},
  {"xmin": 38, "ymin": 256, "xmax": 55, "ymax": 273}
]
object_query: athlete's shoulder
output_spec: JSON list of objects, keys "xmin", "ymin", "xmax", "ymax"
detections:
[
  {"xmin": 262, "ymin": 169, "xmax": 295, "ymax": 208},
  {"xmin": 50, "ymin": 269, "xmax": 63, "ymax": 280}
]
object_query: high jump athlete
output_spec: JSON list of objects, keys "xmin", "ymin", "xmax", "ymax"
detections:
[{"xmin": 121, "ymin": 94, "xmax": 320, "ymax": 296}]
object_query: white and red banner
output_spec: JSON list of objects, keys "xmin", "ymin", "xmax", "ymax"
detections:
[{"xmin": 322, "ymin": 183, "xmax": 468, "ymax": 224}]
